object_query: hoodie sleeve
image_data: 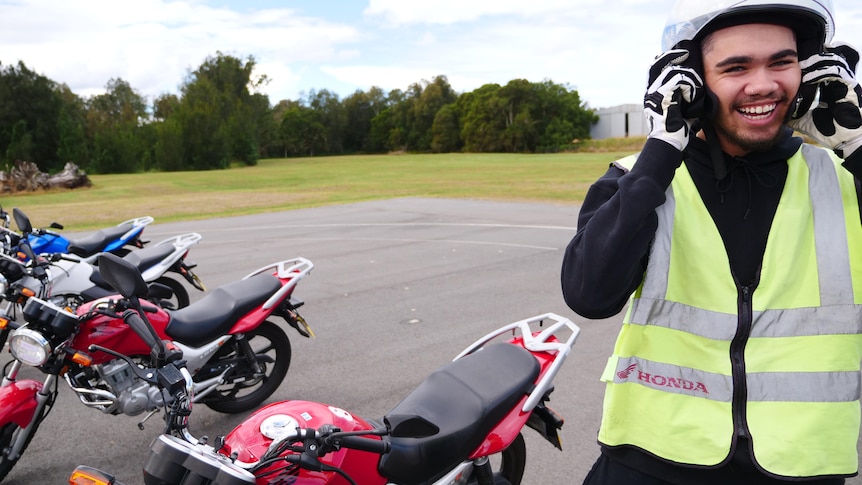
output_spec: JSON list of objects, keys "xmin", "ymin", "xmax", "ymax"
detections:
[{"xmin": 561, "ymin": 138, "xmax": 684, "ymax": 319}]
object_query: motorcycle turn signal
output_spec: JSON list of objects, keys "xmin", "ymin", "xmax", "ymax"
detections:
[{"xmin": 68, "ymin": 465, "xmax": 125, "ymax": 485}]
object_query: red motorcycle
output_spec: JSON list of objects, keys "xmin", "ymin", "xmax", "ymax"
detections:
[
  {"xmin": 0, "ymin": 252, "xmax": 314, "ymax": 482},
  {"xmin": 70, "ymin": 292, "xmax": 578, "ymax": 485}
]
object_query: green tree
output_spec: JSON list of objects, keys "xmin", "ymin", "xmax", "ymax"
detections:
[
  {"xmin": 410, "ymin": 75, "xmax": 458, "ymax": 151},
  {"xmin": 175, "ymin": 52, "xmax": 270, "ymax": 169},
  {"xmin": 458, "ymin": 84, "xmax": 506, "ymax": 152},
  {"xmin": 153, "ymin": 93, "xmax": 180, "ymax": 121},
  {"xmin": 343, "ymin": 86, "xmax": 388, "ymax": 153},
  {"xmin": 84, "ymin": 78, "xmax": 148, "ymax": 173},
  {"xmin": 150, "ymin": 118, "xmax": 185, "ymax": 171},
  {"xmin": 430, "ymin": 103, "xmax": 461, "ymax": 153},
  {"xmin": 307, "ymin": 89, "xmax": 346, "ymax": 155},
  {"xmin": 0, "ymin": 61, "xmax": 63, "ymax": 171},
  {"xmin": 55, "ymin": 84, "xmax": 89, "ymax": 166},
  {"xmin": 280, "ymin": 106, "xmax": 326, "ymax": 156},
  {"xmin": 175, "ymin": 76, "xmax": 229, "ymax": 169}
]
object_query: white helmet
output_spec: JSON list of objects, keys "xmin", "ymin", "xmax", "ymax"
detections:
[{"xmin": 662, "ymin": 0, "xmax": 835, "ymax": 55}]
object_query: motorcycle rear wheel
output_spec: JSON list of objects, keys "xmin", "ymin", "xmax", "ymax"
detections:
[
  {"xmin": 153, "ymin": 276, "xmax": 190, "ymax": 309},
  {"xmin": 486, "ymin": 432, "xmax": 526, "ymax": 485},
  {"xmin": 198, "ymin": 320, "xmax": 291, "ymax": 413}
]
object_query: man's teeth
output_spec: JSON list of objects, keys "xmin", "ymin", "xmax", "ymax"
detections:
[{"xmin": 739, "ymin": 104, "xmax": 776, "ymax": 116}]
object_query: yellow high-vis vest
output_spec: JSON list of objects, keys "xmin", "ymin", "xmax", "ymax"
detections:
[{"xmin": 599, "ymin": 144, "xmax": 862, "ymax": 477}]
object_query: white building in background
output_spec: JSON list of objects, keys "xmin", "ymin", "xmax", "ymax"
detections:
[{"xmin": 590, "ymin": 104, "xmax": 648, "ymax": 139}]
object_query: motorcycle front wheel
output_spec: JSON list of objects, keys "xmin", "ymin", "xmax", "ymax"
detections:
[
  {"xmin": 0, "ymin": 416, "xmax": 44, "ymax": 482},
  {"xmin": 197, "ymin": 320, "xmax": 291, "ymax": 413}
]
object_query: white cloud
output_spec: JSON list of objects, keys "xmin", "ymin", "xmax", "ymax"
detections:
[
  {"xmin": 363, "ymin": 0, "xmax": 600, "ymax": 25},
  {"xmin": 3, "ymin": 0, "xmax": 862, "ymax": 110},
  {"xmin": 0, "ymin": 0, "xmax": 363, "ymax": 102}
]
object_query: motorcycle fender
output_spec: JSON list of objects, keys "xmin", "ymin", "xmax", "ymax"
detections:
[
  {"xmin": 0, "ymin": 380, "xmax": 43, "ymax": 428},
  {"xmin": 525, "ymin": 402, "xmax": 565, "ymax": 450}
]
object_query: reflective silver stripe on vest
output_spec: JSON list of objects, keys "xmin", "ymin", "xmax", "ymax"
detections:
[
  {"xmin": 629, "ymin": 298, "xmax": 862, "ymax": 339},
  {"xmin": 640, "ymin": 183, "xmax": 675, "ymax": 300},
  {"xmin": 803, "ymin": 144, "xmax": 854, "ymax": 307},
  {"xmin": 613, "ymin": 356, "xmax": 861, "ymax": 402}
]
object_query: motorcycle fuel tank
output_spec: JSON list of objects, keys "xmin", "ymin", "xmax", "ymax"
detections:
[{"xmin": 222, "ymin": 400, "xmax": 387, "ymax": 484}]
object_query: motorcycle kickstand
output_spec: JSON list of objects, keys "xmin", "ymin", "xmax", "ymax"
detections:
[{"xmin": 137, "ymin": 408, "xmax": 161, "ymax": 431}]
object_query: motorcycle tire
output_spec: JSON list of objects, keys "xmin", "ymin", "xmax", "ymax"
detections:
[
  {"xmin": 153, "ymin": 276, "xmax": 190, "ymax": 309},
  {"xmin": 197, "ymin": 320, "xmax": 291, "ymax": 414},
  {"xmin": 0, "ymin": 417, "xmax": 43, "ymax": 482},
  {"xmin": 488, "ymin": 432, "xmax": 527, "ymax": 485}
]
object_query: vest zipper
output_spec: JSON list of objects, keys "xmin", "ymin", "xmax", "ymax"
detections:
[{"xmin": 731, "ymin": 284, "xmax": 753, "ymax": 439}]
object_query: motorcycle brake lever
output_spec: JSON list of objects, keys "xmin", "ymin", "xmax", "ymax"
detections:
[{"xmin": 87, "ymin": 344, "xmax": 160, "ymax": 383}]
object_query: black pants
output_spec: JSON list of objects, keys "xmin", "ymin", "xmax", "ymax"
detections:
[{"xmin": 583, "ymin": 453, "xmax": 846, "ymax": 485}]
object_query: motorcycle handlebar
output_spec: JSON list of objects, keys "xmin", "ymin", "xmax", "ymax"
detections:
[
  {"xmin": 122, "ymin": 308, "xmax": 167, "ymax": 361},
  {"xmin": 337, "ymin": 435, "xmax": 391, "ymax": 454}
]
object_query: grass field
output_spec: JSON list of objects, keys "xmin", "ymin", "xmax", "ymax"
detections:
[{"xmin": 2, "ymin": 150, "xmax": 639, "ymax": 231}]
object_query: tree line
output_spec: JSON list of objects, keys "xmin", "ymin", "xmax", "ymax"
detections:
[{"xmin": 0, "ymin": 52, "xmax": 598, "ymax": 174}]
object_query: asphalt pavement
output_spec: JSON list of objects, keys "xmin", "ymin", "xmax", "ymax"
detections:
[{"xmin": 5, "ymin": 197, "xmax": 860, "ymax": 484}]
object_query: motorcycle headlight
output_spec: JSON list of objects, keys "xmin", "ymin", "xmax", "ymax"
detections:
[{"xmin": 9, "ymin": 328, "xmax": 52, "ymax": 366}]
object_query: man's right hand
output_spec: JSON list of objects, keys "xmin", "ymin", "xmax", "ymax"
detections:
[{"xmin": 644, "ymin": 45, "xmax": 704, "ymax": 152}]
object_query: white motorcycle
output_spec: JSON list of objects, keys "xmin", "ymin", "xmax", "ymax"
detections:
[{"xmin": 1, "ymin": 209, "xmax": 205, "ymax": 313}]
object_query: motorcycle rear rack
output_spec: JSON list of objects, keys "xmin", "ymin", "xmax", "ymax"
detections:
[
  {"xmin": 153, "ymin": 232, "xmax": 202, "ymax": 249},
  {"xmin": 244, "ymin": 257, "xmax": 314, "ymax": 310},
  {"xmin": 454, "ymin": 313, "xmax": 580, "ymax": 412},
  {"xmin": 117, "ymin": 216, "xmax": 155, "ymax": 242}
]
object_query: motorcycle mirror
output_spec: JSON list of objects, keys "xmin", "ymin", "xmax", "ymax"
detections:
[
  {"xmin": 50, "ymin": 222, "xmax": 64, "ymax": 230},
  {"xmin": 12, "ymin": 208, "xmax": 32, "ymax": 234},
  {"xmin": 98, "ymin": 253, "xmax": 150, "ymax": 299}
]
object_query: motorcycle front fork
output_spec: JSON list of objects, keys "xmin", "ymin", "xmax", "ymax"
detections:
[
  {"xmin": 4, "ymin": 374, "xmax": 55, "ymax": 461},
  {"xmin": 1, "ymin": 360, "xmax": 21, "ymax": 387}
]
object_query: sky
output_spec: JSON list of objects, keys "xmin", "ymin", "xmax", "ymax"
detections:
[{"xmin": 2, "ymin": 0, "xmax": 862, "ymax": 110}]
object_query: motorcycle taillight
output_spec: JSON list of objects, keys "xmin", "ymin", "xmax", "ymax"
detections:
[{"xmin": 144, "ymin": 434, "xmax": 256, "ymax": 485}]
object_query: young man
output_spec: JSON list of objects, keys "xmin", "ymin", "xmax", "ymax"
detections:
[{"xmin": 561, "ymin": 0, "xmax": 862, "ymax": 483}]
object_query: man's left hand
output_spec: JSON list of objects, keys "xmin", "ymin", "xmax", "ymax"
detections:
[{"xmin": 790, "ymin": 43, "xmax": 862, "ymax": 158}]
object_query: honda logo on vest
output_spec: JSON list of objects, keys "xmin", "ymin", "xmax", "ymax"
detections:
[{"xmin": 617, "ymin": 363, "xmax": 709, "ymax": 394}]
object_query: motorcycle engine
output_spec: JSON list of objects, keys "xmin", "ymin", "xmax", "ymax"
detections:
[{"xmin": 98, "ymin": 359, "xmax": 168, "ymax": 416}]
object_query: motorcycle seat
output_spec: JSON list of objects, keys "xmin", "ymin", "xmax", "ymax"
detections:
[
  {"xmin": 165, "ymin": 272, "xmax": 282, "ymax": 347},
  {"xmin": 379, "ymin": 343, "xmax": 540, "ymax": 485},
  {"xmin": 120, "ymin": 243, "xmax": 175, "ymax": 273},
  {"xmin": 86, "ymin": 244, "xmax": 175, "ymax": 291},
  {"xmin": 68, "ymin": 224, "xmax": 133, "ymax": 256}
]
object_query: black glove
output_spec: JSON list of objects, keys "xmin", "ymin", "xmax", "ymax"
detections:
[
  {"xmin": 644, "ymin": 42, "xmax": 704, "ymax": 152},
  {"xmin": 789, "ymin": 43, "xmax": 862, "ymax": 158}
]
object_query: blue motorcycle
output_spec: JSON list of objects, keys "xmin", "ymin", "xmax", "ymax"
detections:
[{"xmin": 26, "ymin": 215, "xmax": 154, "ymax": 258}]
